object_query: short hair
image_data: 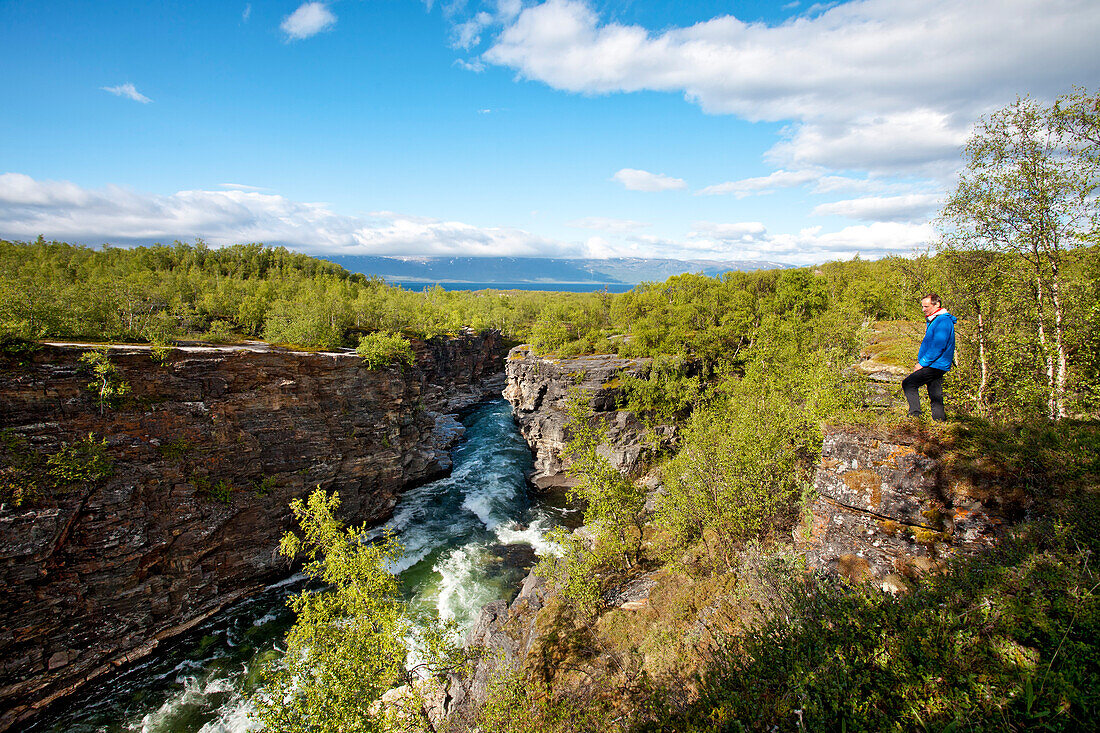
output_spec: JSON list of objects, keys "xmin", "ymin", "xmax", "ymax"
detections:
[{"xmin": 922, "ymin": 293, "xmax": 941, "ymax": 306}]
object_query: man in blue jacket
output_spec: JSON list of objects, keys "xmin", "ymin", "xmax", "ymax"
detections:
[{"xmin": 902, "ymin": 293, "xmax": 956, "ymax": 421}]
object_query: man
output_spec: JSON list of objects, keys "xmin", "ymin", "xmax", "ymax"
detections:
[{"xmin": 902, "ymin": 293, "xmax": 956, "ymax": 421}]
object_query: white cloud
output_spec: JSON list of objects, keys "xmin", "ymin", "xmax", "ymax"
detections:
[
  {"xmin": 768, "ymin": 110, "xmax": 967, "ymax": 177},
  {"xmin": 697, "ymin": 169, "xmax": 821, "ymax": 197},
  {"xmin": 697, "ymin": 168, "xmax": 929, "ymax": 198},
  {"xmin": 612, "ymin": 168, "xmax": 687, "ymax": 192},
  {"xmin": 684, "ymin": 219, "xmax": 931, "ymax": 262},
  {"xmin": 0, "ymin": 173, "xmax": 935, "ymax": 265},
  {"xmin": 566, "ymin": 216, "xmax": 649, "ymax": 232},
  {"xmin": 689, "ymin": 221, "xmax": 769, "ymax": 242},
  {"xmin": 218, "ymin": 182, "xmax": 268, "ymax": 192},
  {"xmin": 453, "ymin": 11, "xmax": 495, "ymax": 48},
  {"xmin": 242, "ymin": 4, "xmax": 251, "ymax": 22},
  {"xmin": 100, "ymin": 83, "xmax": 151, "ymax": 104},
  {"xmin": 0, "ymin": 173, "xmax": 576, "ymax": 257},
  {"xmin": 281, "ymin": 2, "xmax": 336, "ymax": 40},
  {"xmin": 812, "ymin": 194, "xmax": 941, "ymax": 223},
  {"xmin": 484, "ymin": 0, "xmax": 1100, "ymax": 175},
  {"xmin": 454, "ymin": 58, "xmax": 487, "ymax": 73}
]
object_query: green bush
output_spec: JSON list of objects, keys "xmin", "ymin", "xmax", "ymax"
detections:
[
  {"xmin": 193, "ymin": 475, "xmax": 235, "ymax": 504},
  {"xmin": 80, "ymin": 348, "xmax": 131, "ymax": 413},
  {"xmin": 656, "ymin": 321, "xmax": 857, "ymax": 569},
  {"xmin": 356, "ymin": 331, "xmax": 415, "ymax": 370},
  {"xmin": 46, "ymin": 434, "xmax": 114, "ymax": 483},
  {"xmin": 203, "ymin": 319, "xmax": 239, "ymax": 344}
]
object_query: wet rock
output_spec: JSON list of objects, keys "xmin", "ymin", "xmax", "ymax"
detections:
[{"xmin": 487, "ymin": 542, "xmax": 538, "ymax": 573}]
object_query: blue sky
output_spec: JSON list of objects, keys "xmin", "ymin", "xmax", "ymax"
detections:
[{"xmin": 2, "ymin": 0, "xmax": 1098, "ymax": 264}]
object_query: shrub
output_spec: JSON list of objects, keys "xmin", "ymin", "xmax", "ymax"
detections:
[
  {"xmin": 657, "ymin": 520, "xmax": 1100, "ymax": 732},
  {"xmin": 203, "ymin": 319, "xmax": 239, "ymax": 344},
  {"xmin": 250, "ymin": 489, "xmax": 468, "ymax": 733},
  {"xmin": 1, "ymin": 430, "xmax": 42, "ymax": 507},
  {"xmin": 356, "ymin": 331, "xmax": 415, "ymax": 370},
  {"xmin": 656, "ymin": 333, "xmax": 854, "ymax": 569},
  {"xmin": 192, "ymin": 475, "xmax": 235, "ymax": 504},
  {"xmin": 80, "ymin": 347, "xmax": 130, "ymax": 413},
  {"xmin": 46, "ymin": 434, "xmax": 114, "ymax": 483}
]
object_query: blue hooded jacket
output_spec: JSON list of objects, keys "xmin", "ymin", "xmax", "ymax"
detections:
[{"xmin": 917, "ymin": 310, "xmax": 956, "ymax": 371}]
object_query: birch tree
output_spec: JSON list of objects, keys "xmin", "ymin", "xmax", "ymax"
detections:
[{"xmin": 939, "ymin": 91, "xmax": 1099, "ymax": 419}]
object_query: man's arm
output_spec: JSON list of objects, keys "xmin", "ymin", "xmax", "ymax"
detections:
[{"xmin": 917, "ymin": 317, "xmax": 952, "ymax": 367}]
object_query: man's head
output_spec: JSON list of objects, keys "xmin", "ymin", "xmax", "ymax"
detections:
[{"xmin": 920, "ymin": 293, "xmax": 941, "ymax": 317}]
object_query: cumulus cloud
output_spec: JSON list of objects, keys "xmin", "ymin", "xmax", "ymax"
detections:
[
  {"xmin": 100, "ymin": 83, "xmax": 151, "ymax": 104},
  {"xmin": 0, "ymin": 173, "xmax": 935, "ymax": 265},
  {"xmin": 683, "ymin": 219, "xmax": 931, "ymax": 262},
  {"xmin": 0, "ymin": 173, "xmax": 575, "ymax": 257},
  {"xmin": 768, "ymin": 110, "xmax": 967, "ymax": 177},
  {"xmin": 812, "ymin": 194, "xmax": 941, "ymax": 223},
  {"xmin": 566, "ymin": 216, "xmax": 650, "ymax": 232},
  {"xmin": 612, "ymin": 168, "xmax": 687, "ymax": 192},
  {"xmin": 484, "ymin": 0, "xmax": 1100, "ymax": 175},
  {"xmin": 281, "ymin": 2, "xmax": 336, "ymax": 40}
]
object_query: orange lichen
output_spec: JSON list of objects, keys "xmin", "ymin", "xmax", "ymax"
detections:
[
  {"xmin": 837, "ymin": 554, "xmax": 873, "ymax": 582},
  {"xmin": 843, "ymin": 469, "xmax": 883, "ymax": 508}
]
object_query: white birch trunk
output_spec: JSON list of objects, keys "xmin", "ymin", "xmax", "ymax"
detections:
[
  {"xmin": 1034, "ymin": 272, "xmax": 1056, "ymax": 420},
  {"xmin": 1051, "ymin": 270, "xmax": 1068, "ymax": 419},
  {"xmin": 977, "ymin": 307, "xmax": 989, "ymax": 415}
]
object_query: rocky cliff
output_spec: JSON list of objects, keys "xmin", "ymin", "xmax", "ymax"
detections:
[
  {"xmin": 0, "ymin": 333, "xmax": 505, "ymax": 731},
  {"xmin": 797, "ymin": 426, "xmax": 1005, "ymax": 591},
  {"xmin": 502, "ymin": 346, "xmax": 656, "ymax": 489}
]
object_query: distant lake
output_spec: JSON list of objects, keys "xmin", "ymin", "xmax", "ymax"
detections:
[{"xmin": 386, "ymin": 280, "xmax": 636, "ymax": 293}]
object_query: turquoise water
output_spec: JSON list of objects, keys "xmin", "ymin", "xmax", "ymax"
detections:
[{"xmin": 28, "ymin": 399, "xmax": 568, "ymax": 733}]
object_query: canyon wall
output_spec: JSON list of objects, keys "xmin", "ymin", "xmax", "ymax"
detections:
[
  {"xmin": 0, "ymin": 333, "xmax": 505, "ymax": 730},
  {"xmin": 501, "ymin": 345, "xmax": 657, "ymax": 489}
]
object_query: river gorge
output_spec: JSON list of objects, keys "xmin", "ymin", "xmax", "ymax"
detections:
[
  {"xmin": 24, "ymin": 399, "xmax": 572, "ymax": 732},
  {"xmin": 2, "ymin": 334, "xmax": 1003, "ymax": 732}
]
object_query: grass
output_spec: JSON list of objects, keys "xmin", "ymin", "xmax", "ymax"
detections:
[{"xmin": 860, "ymin": 319, "xmax": 923, "ymax": 369}]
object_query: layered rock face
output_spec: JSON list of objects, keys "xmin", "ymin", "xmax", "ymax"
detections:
[
  {"xmin": 0, "ymin": 333, "xmax": 504, "ymax": 730},
  {"xmin": 502, "ymin": 346, "xmax": 654, "ymax": 489},
  {"xmin": 798, "ymin": 428, "xmax": 1002, "ymax": 590}
]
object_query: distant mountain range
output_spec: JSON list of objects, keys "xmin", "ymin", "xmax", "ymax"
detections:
[{"xmin": 322, "ymin": 256, "xmax": 790, "ymax": 284}]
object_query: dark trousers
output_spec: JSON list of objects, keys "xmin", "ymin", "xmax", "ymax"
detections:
[{"xmin": 902, "ymin": 367, "xmax": 947, "ymax": 421}]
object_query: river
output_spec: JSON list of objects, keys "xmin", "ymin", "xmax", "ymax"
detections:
[{"xmin": 28, "ymin": 399, "xmax": 569, "ymax": 733}]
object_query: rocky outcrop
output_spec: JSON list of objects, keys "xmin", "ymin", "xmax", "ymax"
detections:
[
  {"xmin": 0, "ymin": 333, "xmax": 505, "ymax": 731},
  {"xmin": 797, "ymin": 428, "xmax": 1003, "ymax": 591},
  {"xmin": 436, "ymin": 569, "xmax": 551, "ymax": 728},
  {"xmin": 502, "ymin": 346, "xmax": 657, "ymax": 489}
]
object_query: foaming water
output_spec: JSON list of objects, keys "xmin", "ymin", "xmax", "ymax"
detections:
[{"xmin": 28, "ymin": 400, "xmax": 564, "ymax": 733}]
